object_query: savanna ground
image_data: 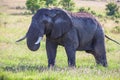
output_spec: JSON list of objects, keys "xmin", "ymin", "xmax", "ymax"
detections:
[{"xmin": 0, "ymin": 0, "xmax": 120, "ymax": 80}]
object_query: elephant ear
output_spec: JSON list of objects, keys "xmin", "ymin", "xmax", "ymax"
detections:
[{"xmin": 51, "ymin": 9, "xmax": 72, "ymax": 39}]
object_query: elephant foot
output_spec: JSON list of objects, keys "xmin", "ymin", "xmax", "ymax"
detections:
[
  {"xmin": 96, "ymin": 59, "xmax": 108, "ymax": 67},
  {"xmin": 68, "ymin": 66, "xmax": 76, "ymax": 69},
  {"xmin": 68, "ymin": 63, "xmax": 76, "ymax": 68},
  {"xmin": 48, "ymin": 64, "xmax": 55, "ymax": 68},
  {"xmin": 93, "ymin": 53, "xmax": 108, "ymax": 67}
]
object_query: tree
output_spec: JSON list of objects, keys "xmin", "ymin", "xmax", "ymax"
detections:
[
  {"xmin": 26, "ymin": 0, "xmax": 45, "ymax": 14},
  {"xmin": 106, "ymin": 2, "xmax": 119, "ymax": 16},
  {"xmin": 59, "ymin": 0, "xmax": 75, "ymax": 11}
]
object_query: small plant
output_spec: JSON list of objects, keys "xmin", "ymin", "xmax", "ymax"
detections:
[
  {"xmin": 114, "ymin": 12, "xmax": 120, "ymax": 18},
  {"xmin": 79, "ymin": 7, "xmax": 91, "ymax": 12},
  {"xmin": 115, "ymin": 20, "xmax": 119, "ymax": 24},
  {"xmin": 79, "ymin": 7, "xmax": 86, "ymax": 12},
  {"xmin": 59, "ymin": 0, "xmax": 75, "ymax": 11},
  {"xmin": 23, "ymin": 11, "xmax": 32, "ymax": 15},
  {"xmin": 79, "ymin": 7, "xmax": 97, "ymax": 16},
  {"xmin": 111, "ymin": 26, "xmax": 120, "ymax": 33},
  {"xmin": 91, "ymin": 10, "xmax": 96, "ymax": 15},
  {"xmin": 98, "ymin": 14, "xmax": 103, "ymax": 18},
  {"xmin": 45, "ymin": 0, "xmax": 58, "ymax": 7}
]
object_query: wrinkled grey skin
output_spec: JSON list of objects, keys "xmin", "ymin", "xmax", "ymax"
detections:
[
  {"xmin": 17, "ymin": 8, "xmax": 120, "ymax": 67},
  {"xmin": 47, "ymin": 8, "xmax": 107, "ymax": 67}
]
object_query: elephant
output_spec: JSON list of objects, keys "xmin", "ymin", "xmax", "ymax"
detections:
[{"xmin": 16, "ymin": 8, "xmax": 120, "ymax": 67}]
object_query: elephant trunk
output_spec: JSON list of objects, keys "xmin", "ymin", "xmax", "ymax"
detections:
[
  {"xmin": 26, "ymin": 21, "xmax": 45, "ymax": 51},
  {"xmin": 27, "ymin": 35, "xmax": 41, "ymax": 51}
]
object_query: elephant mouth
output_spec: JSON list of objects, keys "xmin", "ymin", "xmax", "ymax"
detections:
[
  {"xmin": 27, "ymin": 36, "xmax": 42, "ymax": 51},
  {"xmin": 27, "ymin": 39, "xmax": 40, "ymax": 51},
  {"xmin": 16, "ymin": 35, "xmax": 43, "ymax": 51}
]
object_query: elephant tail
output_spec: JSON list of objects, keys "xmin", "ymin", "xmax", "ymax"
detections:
[{"xmin": 105, "ymin": 35, "xmax": 120, "ymax": 45}]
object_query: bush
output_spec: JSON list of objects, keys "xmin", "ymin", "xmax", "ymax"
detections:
[
  {"xmin": 115, "ymin": 20, "xmax": 119, "ymax": 24},
  {"xmin": 59, "ymin": 0, "xmax": 75, "ymax": 11},
  {"xmin": 91, "ymin": 10, "xmax": 96, "ymax": 15},
  {"xmin": 26, "ymin": 0, "xmax": 45, "ymax": 14},
  {"xmin": 114, "ymin": 12, "xmax": 120, "ymax": 18},
  {"xmin": 98, "ymin": 14, "xmax": 103, "ymax": 18},
  {"xmin": 79, "ymin": 7, "xmax": 87, "ymax": 12},
  {"xmin": 26, "ymin": 0, "xmax": 75, "ymax": 13},
  {"xmin": 106, "ymin": 2, "xmax": 119, "ymax": 16},
  {"xmin": 45, "ymin": 0, "xmax": 58, "ymax": 7},
  {"xmin": 79, "ymin": 7, "xmax": 97, "ymax": 16}
]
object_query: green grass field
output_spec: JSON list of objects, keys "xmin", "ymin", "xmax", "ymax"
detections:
[{"xmin": 0, "ymin": 0, "xmax": 120, "ymax": 80}]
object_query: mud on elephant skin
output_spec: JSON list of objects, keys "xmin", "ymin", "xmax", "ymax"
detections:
[{"xmin": 16, "ymin": 8, "xmax": 120, "ymax": 67}]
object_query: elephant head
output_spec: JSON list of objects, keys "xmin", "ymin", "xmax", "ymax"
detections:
[
  {"xmin": 16, "ymin": 8, "xmax": 54, "ymax": 51},
  {"xmin": 16, "ymin": 8, "xmax": 73, "ymax": 51}
]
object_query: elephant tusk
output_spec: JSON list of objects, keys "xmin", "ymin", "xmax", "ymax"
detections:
[
  {"xmin": 16, "ymin": 35, "xmax": 26, "ymax": 42},
  {"xmin": 35, "ymin": 37, "xmax": 42, "ymax": 44}
]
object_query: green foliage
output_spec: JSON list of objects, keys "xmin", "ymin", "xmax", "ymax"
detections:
[
  {"xmin": 26, "ymin": 0, "xmax": 75, "ymax": 13},
  {"xmin": 59, "ymin": 0, "xmax": 75, "ymax": 11},
  {"xmin": 26, "ymin": 0, "xmax": 45, "ymax": 14},
  {"xmin": 111, "ymin": 26, "xmax": 120, "ymax": 33},
  {"xmin": 114, "ymin": 12, "xmax": 120, "ymax": 18},
  {"xmin": 79, "ymin": 7, "xmax": 96, "ymax": 15},
  {"xmin": 45, "ymin": 0, "xmax": 58, "ymax": 7},
  {"xmin": 115, "ymin": 20, "xmax": 119, "ymax": 24},
  {"xmin": 79, "ymin": 7, "xmax": 87, "ymax": 12},
  {"xmin": 91, "ymin": 10, "xmax": 96, "ymax": 15},
  {"xmin": 106, "ymin": 2, "xmax": 119, "ymax": 17},
  {"xmin": 98, "ymin": 14, "xmax": 103, "ymax": 18}
]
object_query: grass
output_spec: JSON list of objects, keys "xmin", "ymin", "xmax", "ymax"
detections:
[
  {"xmin": 0, "ymin": 0, "xmax": 120, "ymax": 80},
  {"xmin": 0, "ymin": 13, "xmax": 120, "ymax": 80}
]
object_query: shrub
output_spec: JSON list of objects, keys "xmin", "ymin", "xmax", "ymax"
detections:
[
  {"xmin": 114, "ymin": 12, "xmax": 120, "ymax": 18},
  {"xmin": 115, "ymin": 20, "xmax": 119, "ymax": 24},
  {"xmin": 79, "ymin": 7, "xmax": 97, "ymax": 16},
  {"xmin": 45, "ymin": 0, "xmax": 58, "ymax": 7},
  {"xmin": 91, "ymin": 10, "xmax": 96, "ymax": 15},
  {"xmin": 79, "ymin": 7, "xmax": 86, "ymax": 12},
  {"xmin": 106, "ymin": 2, "xmax": 119, "ymax": 16},
  {"xmin": 59, "ymin": 0, "xmax": 75, "ymax": 11},
  {"xmin": 98, "ymin": 14, "xmax": 103, "ymax": 18},
  {"xmin": 26, "ymin": 0, "xmax": 45, "ymax": 14}
]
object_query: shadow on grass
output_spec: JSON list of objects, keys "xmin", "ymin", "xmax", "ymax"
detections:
[
  {"xmin": 1, "ymin": 63, "xmax": 108, "ymax": 73},
  {"xmin": 2, "ymin": 65, "xmax": 71, "ymax": 73},
  {"xmin": 2, "ymin": 65, "xmax": 48, "ymax": 72}
]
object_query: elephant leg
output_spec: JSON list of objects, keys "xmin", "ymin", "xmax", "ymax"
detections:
[
  {"xmin": 92, "ymin": 35, "xmax": 108, "ymax": 67},
  {"xmin": 65, "ymin": 46, "xmax": 76, "ymax": 67},
  {"xmin": 46, "ymin": 39, "xmax": 58, "ymax": 67},
  {"xmin": 93, "ymin": 51, "xmax": 107, "ymax": 67}
]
